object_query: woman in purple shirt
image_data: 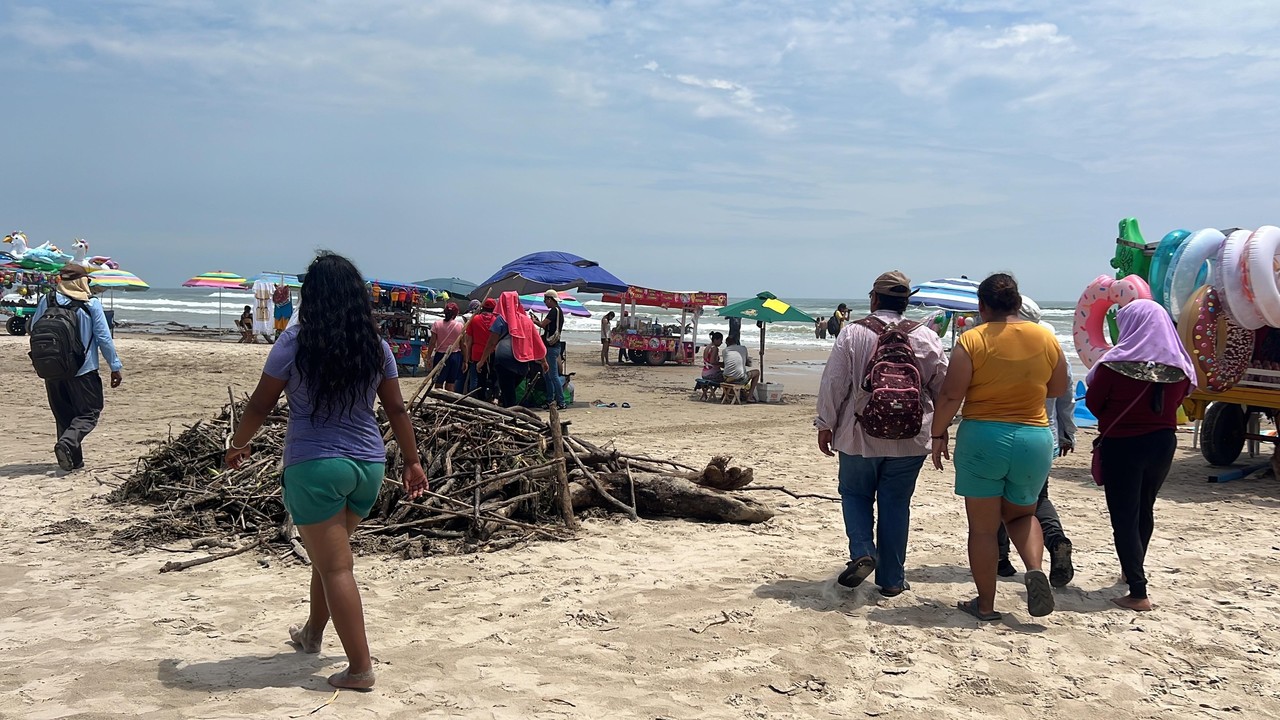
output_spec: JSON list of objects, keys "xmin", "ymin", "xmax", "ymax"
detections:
[{"xmin": 225, "ymin": 252, "xmax": 427, "ymax": 690}]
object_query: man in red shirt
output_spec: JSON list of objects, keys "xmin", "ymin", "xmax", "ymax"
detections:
[{"xmin": 462, "ymin": 298, "xmax": 498, "ymax": 401}]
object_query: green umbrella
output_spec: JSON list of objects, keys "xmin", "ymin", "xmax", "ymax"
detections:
[{"xmin": 717, "ymin": 292, "xmax": 815, "ymax": 384}]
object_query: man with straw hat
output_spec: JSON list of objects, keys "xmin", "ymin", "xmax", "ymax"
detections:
[{"xmin": 30, "ymin": 263, "xmax": 124, "ymax": 471}]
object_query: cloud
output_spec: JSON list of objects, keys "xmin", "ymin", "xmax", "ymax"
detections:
[{"xmin": 3, "ymin": 1, "xmax": 1280, "ymax": 299}]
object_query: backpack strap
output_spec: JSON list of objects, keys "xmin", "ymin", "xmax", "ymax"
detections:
[
  {"xmin": 854, "ymin": 315, "xmax": 920, "ymax": 335},
  {"xmin": 853, "ymin": 315, "xmax": 887, "ymax": 334}
]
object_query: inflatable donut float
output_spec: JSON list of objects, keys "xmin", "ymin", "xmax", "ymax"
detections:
[
  {"xmin": 1073, "ymin": 274, "xmax": 1153, "ymax": 368},
  {"xmin": 1243, "ymin": 226, "xmax": 1280, "ymax": 328},
  {"xmin": 1216, "ymin": 228, "xmax": 1264, "ymax": 329},
  {"xmin": 1148, "ymin": 229, "xmax": 1189, "ymax": 310},
  {"xmin": 1165, "ymin": 228, "xmax": 1226, "ymax": 318},
  {"xmin": 1178, "ymin": 285, "xmax": 1254, "ymax": 392}
]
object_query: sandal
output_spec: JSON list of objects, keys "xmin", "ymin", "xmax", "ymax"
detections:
[
  {"xmin": 837, "ymin": 556, "xmax": 876, "ymax": 588},
  {"xmin": 957, "ymin": 598, "xmax": 1002, "ymax": 622},
  {"xmin": 1025, "ymin": 569, "xmax": 1055, "ymax": 617}
]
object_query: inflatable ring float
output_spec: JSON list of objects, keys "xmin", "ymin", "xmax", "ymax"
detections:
[
  {"xmin": 1216, "ymin": 228, "xmax": 1264, "ymax": 329},
  {"xmin": 1243, "ymin": 226, "xmax": 1280, "ymax": 328},
  {"xmin": 1148, "ymin": 229, "xmax": 1189, "ymax": 310},
  {"xmin": 1073, "ymin": 274, "xmax": 1153, "ymax": 368},
  {"xmin": 1165, "ymin": 228, "xmax": 1225, "ymax": 318},
  {"xmin": 1178, "ymin": 285, "xmax": 1254, "ymax": 392}
]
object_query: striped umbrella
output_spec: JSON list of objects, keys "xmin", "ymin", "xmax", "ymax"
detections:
[
  {"xmin": 90, "ymin": 269, "xmax": 149, "ymax": 313},
  {"xmin": 183, "ymin": 270, "xmax": 247, "ymax": 331},
  {"xmin": 909, "ymin": 277, "xmax": 981, "ymax": 312},
  {"xmin": 89, "ymin": 269, "xmax": 150, "ymax": 291},
  {"xmin": 520, "ymin": 292, "xmax": 591, "ymax": 317}
]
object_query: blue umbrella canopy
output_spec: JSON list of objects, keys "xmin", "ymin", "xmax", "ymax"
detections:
[
  {"xmin": 909, "ymin": 277, "xmax": 981, "ymax": 312},
  {"xmin": 473, "ymin": 251, "xmax": 628, "ymax": 299}
]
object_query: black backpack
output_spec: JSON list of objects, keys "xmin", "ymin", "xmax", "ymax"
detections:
[
  {"xmin": 29, "ymin": 293, "xmax": 88, "ymax": 380},
  {"xmin": 826, "ymin": 315, "xmax": 841, "ymax": 337}
]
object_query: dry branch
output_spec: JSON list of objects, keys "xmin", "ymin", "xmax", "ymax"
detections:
[{"xmin": 113, "ymin": 390, "xmax": 770, "ymax": 557}]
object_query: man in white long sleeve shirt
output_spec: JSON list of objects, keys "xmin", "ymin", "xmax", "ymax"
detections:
[{"xmin": 815, "ymin": 271, "xmax": 948, "ymax": 597}]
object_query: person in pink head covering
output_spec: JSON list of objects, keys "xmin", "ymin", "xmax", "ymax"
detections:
[
  {"xmin": 1085, "ymin": 299, "xmax": 1195, "ymax": 612},
  {"xmin": 427, "ymin": 302, "xmax": 465, "ymax": 391},
  {"xmin": 478, "ymin": 292, "xmax": 549, "ymax": 407}
]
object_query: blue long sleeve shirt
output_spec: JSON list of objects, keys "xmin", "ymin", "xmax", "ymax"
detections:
[{"xmin": 31, "ymin": 293, "xmax": 124, "ymax": 376}]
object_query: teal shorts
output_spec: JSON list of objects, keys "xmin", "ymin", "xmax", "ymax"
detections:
[
  {"xmin": 282, "ymin": 458, "xmax": 385, "ymax": 526},
  {"xmin": 953, "ymin": 420, "xmax": 1052, "ymax": 506}
]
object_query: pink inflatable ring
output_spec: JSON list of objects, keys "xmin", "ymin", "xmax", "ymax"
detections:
[{"xmin": 1073, "ymin": 274, "xmax": 1154, "ymax": 368}]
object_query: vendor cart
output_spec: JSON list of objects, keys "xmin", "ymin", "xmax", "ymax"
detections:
[
  {"xmin": 601, "ymin": 287, "xmax": 727, "ymax": 366},
  {"xmin": 1, "ymin": 266, "xmax": 61, "ymax": 335},
  {"xmin": 368, "ymin": 279, "xmax": 441, "ymax": 376},
  {"xmin": 1095, "ymin": 220, "xmax": 1280, "ymax": 466}
]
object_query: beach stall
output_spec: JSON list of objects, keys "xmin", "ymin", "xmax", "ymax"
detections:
[
  {"xmin": 717, "ymin": 292, "xmax": 815, "ymax": 401},
  {"xmin": 0, "ymin": 266, "xmax": 59, "ymax": 335},
  {"xmin": 367, "ymin": 279, "xmax": 442, "ymax": 375},
  {"xmin": 601, "ymin": 286, "xmax": 728, "ymax": 366},
  {"xmin": 1079, "ymin": 217, "xmax": 1280, "ymax": 468}
]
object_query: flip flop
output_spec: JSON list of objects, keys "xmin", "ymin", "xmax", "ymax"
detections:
[
  {"xmin": 837, "ymin": 556, "xmax": 876, "ymax": 588},
  {"xmin": 957, "ymin": 598, "xmax": 1002, "ymax": 622},
  {"xmin": 621, "ymin": 402, "xmax": 631, "ymax": 408},
  {"xmin": 1025, "ymin": 569, "xmax": 1055, "ymax": 617},
  {"xmin": 607, "ymin": 402, "xmax": 617, "ymax": 408}
]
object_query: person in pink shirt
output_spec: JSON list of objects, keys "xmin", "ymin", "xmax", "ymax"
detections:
[
  {"xmin": 815, "ymin": 271, "xmax": 948, "ymax": 598},
  {"xmin": 427, "ymin": 302, "xmax": 465, "ymax": 391}
]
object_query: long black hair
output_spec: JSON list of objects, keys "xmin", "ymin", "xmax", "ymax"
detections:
[{"xmin": 296, "ymin": 252, "xmax": 385, "ymax": 424}]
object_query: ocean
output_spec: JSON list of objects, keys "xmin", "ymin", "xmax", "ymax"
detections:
[{"xmin": 110, "ymin": 288, "xmax": 1080, "ymax": 352}]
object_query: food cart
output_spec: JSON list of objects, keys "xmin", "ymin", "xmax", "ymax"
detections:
[
  {"xmin": 368, "ymin": 279, "xmax": 440, "ymax": 375},
  {"xmin": 602, "ymin": 286, "xmax": 728, "ymax": 366}
]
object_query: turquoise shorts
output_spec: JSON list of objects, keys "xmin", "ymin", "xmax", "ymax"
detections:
[
  {"xmin": 953, "ymin": 420, "xmax": 1052, "ymax": 506},
  {"xmin": 282, "ymin": 458, "xmax": 385, "ymax": 526}
]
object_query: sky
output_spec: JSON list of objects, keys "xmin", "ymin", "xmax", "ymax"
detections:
[{"xmin": 2, "ymin": 1, "xmax": 1279, "ymax": 301}]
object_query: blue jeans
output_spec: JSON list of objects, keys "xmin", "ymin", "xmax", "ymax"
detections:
[
  {"xmin": 544, "ymin": 348, "xmax": 564, "ymax": 407},
  {"xmin": 465, "ymin": 362, "xmax": 494, "ymax": 400},
  {"xmin": 837, "ymin": 453, "xmax": 926, "ymax": 589}
]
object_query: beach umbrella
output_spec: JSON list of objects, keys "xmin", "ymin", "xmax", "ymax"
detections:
[
  {"xmin": 909, "ymin": 277, "xmax": 981, "ymax": 312},
  {"xmin": 183, "ymin": 270, "xmax": 246, "ymax": 330},
  {"xmin": 89, "ymin": 268, "xmax": 150, "ymax": 291},
  {"xmin": 717, "ymin": 291, "xmax": 815, "ymax": 384},
  {"xmin": 416, "ymin": 277, "xmax": 478, "ymax": 299},
  {"xmin": 519, "ymin": 292, "xmax": 591, "ymax": 318},
  {"xmin": 473, "ymin": 251, "xmax": 628, "ymax": 299},
  {"xmin": 89, "ymin": 269, "xmax": 149, "ymax": 311},
  {"xmin": 242, "ymin": 271, "xmax": 302, "ymax": 289}
]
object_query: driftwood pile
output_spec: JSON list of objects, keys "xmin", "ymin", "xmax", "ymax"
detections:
[{"xmin": 111, "ymin": 389, "xmax": 772, "ymax": 561}]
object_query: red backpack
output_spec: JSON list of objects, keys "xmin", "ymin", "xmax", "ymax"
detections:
[{"xmin": 853, "ymin": 316, "xmax": 924, "ymax": 440}]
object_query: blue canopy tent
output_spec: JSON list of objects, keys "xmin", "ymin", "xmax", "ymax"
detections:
[{"xmin": 472, "ymin": 251, "xmax": 628, "ymax": 300}]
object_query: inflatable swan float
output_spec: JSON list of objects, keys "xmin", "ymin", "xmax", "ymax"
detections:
[{"xmin": 70, "ymin": 239, "xmax": 119, "ymax": 270}]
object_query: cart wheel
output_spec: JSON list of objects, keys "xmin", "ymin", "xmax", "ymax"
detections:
[
  {"xmin": 1201, "ymin": 402, "xmax": 1247, "ymax": 466},
  {"xmin": 627, "ymin": 350, "xmax": 645, "ymax": 364},
  {"xmin": 7, "ymin": 315, "xmax": 26, "ymax": 336},
  {"xmin": 644, "ymin": 350, "xmax": 667, "ymax": 366}
]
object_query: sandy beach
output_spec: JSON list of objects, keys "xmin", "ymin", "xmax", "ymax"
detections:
[{"xmin": 3, "ymin": 333, "xmax": 1280, "ymax": 719}]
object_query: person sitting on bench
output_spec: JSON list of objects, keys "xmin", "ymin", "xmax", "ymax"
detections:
[{"xmin": 721, "ymin": 332, "xmax": 759, "ymax": 400}]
